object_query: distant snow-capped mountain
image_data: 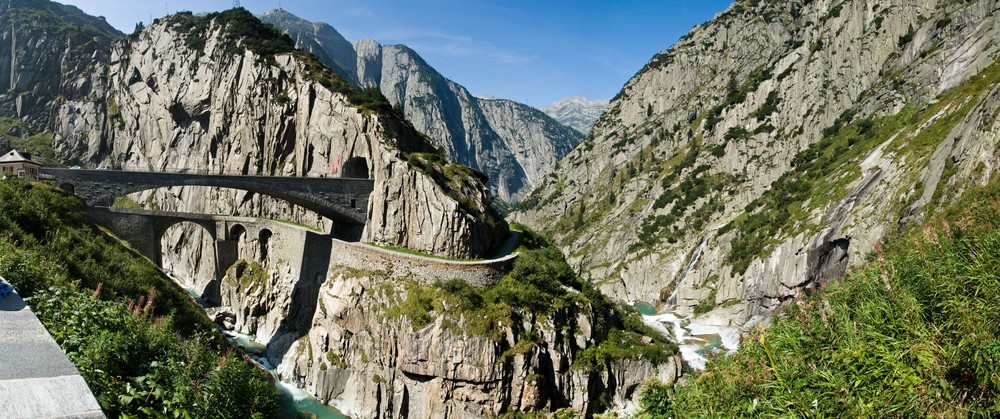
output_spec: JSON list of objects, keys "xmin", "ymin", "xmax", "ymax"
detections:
[{"xmin": 539, "ymin": 96, "xmax": 609, "ymax": 135}]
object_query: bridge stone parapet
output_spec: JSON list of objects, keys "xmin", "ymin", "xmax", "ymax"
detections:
[
  {"xmin": 42, "ymin": 168, "xmax": 374, "ymax": 226},
  {"xmin": 330, "ymin": 241, "xmax": 517, "ymax": 286}
]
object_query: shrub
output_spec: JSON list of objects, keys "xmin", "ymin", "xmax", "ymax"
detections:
[
  {"xmin": 0, "ymin": 181, "xmax": 280, "ymax": 416},
  {"xmin": 643, "ymin": 173, "xmax": 1000, "ymax": 418}
]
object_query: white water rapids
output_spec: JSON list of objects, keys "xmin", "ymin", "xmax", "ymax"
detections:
[{"xmin": 639, "ymin": 310, "xmax": 741, "ymax": 370}]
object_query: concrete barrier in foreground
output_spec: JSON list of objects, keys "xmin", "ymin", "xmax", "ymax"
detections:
[{"xmin": 0, "ymin": 278, "xmax": 104, "ymax": 418}]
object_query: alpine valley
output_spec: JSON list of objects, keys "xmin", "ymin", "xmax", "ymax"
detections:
[{"xmin": 1, "ymin": 0, "xmax": 1000, "ymax": 417}]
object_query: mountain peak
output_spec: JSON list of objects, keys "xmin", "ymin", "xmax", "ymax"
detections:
[
  {"xmin": 539, "ymin": 96, "xmax": 609, "ymax": 134},
  {"xmin": 261, "ymin": 10, "xmax": 584, "ymax": 202},
  {"xmin": 258, "ymin": 9, "xmax": 358, "ymax": 84}
]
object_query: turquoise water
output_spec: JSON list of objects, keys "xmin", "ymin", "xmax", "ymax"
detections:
[
  {"xmin": 276, "ymin": 381, "xmax": 349, "ymax": 419},
  {"xmin": 634, "ymin": 301, "xmax": 658, "ymax": 316},
  {"xmin": 693, "ymin": 334, "xmax": 723, "ymax": 356},
  {"xmin": 223, "ymin": 333, "xmax": 349, "ymax": 418}
]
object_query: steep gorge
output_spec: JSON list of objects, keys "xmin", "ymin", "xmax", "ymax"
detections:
[
  {"xmin": 515, "ymin": 0, "xmax": 1000, "ymax": 327},
  {"xmin": 47, "ymin": 9, "xmax": 506, "ymax": 259},
  {"xmin": 260, "ymin": 9, "xmax": 584, "ymax": 203},
  {"xmin": 0, "ymin": 4, "xmax": 679, "ymax": 417}
]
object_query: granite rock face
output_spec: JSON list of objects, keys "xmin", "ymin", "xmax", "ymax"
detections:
[
  {"xmin": 515, "ymin": 0, "xmax": 1000, "ymax": 326},
  {"xmin": 260, "ymin": 10, "xmax": 583, "ymax": 202},
  {"xmin": 257, "ymin": 9, "xmax": 357, "ymax": 85},
  {"xmin": 219, "ymin": 257, "xmax": 681, "ymax": 418},
  {"xmin": 44, "ymin": 10, "xmax": 505, "ymax": 259},
  {"xmin": 0, "ymin": 0, "xmax": 120, "ymax": 137}
]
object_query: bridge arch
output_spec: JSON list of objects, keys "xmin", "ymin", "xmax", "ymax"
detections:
[
  {"xmin": 229, "ymin": 224, "xmax": 248, "ymax": 241},
  {"xmin": 158, "ymin": 220, "xmax": 218, "ymax": 301},
  {"xmin": 43, "ymin": 169, "xmax": 374, "ymax": 232}
]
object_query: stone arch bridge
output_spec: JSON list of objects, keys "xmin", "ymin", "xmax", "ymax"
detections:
[
  {"xmin": 86, "ymin": 207, "xmax": 335, "ymax": 304},
  {"xmin": 41, "ymin": 168, "xmax": 374, "ymax": 226}
]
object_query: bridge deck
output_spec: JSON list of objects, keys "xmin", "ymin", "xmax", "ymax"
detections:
[{"xmin": 41, "ymin": 168, "xmax": 374, "ymax": 225}]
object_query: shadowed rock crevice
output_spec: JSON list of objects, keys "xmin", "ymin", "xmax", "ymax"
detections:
[{"xmin": 807, "ymin": 237, "xmax": 850, "ymax": 291}]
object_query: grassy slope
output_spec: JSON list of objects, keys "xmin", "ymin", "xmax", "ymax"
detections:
[
  {"xmin": 383, "ymin": 228, "xmax": 677, "ymax": 374},
  {"xmin": 0, "ymin": 180, "xmax": 280, "ymax": 417},
  {"xmin": 639, "ymin": 177, "xmax": 1000, "ymax": 417}
]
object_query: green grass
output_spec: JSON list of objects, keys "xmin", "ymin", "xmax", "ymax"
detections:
[
  {"xmin": 364, "ymin": 241, "xmax": 487, "ymax": 262},
  {"xmin": 0, "ymin": 180, "xmax": 280, "ymax": 417},
  {"xmin": 112, "ymin": 195, "xmax": 143, "ymax": 209},
  {"xmin": 639, "ymin": 176, "xmax": 1000, "ymax": 417},
  {"xmin": 384, "ymin": 227, "xmax": 677, "ymax": 370}
]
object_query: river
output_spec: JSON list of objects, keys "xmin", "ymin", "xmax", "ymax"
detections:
[
  {"xmin": 633, "ymin": 301, "xmax": 740, "ymax": 370},
  {"xmin": 180, "ymin": 285, "xmax": 350, "ymax": 418}
]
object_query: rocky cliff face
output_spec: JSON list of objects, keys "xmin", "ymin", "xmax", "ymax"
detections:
[
  {"xmin": 212, "ymin": 240, "xmax": 680, "ymax": 418},
  {"xmin": 515, "ymin": 0, "xmax": 1000, "ymax": 326},
  {"xmin": 259, "ymin": 10, "xmax": 583, "ymax": 203},
  {"xmin": 46, "ymin": 9, "xmax": 505, "ymax": 259},
  {"xmin": 257, "ymin": 9, "xmax": 357, "ymax": 85},
  {"xmin": 0, "ymin": 0, "xmax": 120, "ymax": 135},
  {"xmin": 539, "ymin": 96, "xmax": 609, "ymax": 135}
]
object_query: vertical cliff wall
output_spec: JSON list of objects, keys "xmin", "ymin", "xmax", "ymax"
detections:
[
  {"xmin": 0, "ymin": 0, "xmax": 119, "ymax": 139},
  {"xmin": 50, "ymin": 10, "xmax": 505, "ymax": 258}
]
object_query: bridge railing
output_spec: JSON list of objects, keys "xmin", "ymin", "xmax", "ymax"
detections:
[{"xmin": 50, "ymin": 167, "xmax": 367, "ymax": 179}]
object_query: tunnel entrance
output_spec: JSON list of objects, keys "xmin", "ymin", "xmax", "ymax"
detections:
[{"xmin": 342, "ymin": 157, "xmax": 369, "ymax": 179}]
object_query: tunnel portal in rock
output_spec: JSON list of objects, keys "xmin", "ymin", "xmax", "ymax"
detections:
[
  {"xmin": 342, "ymin": 157, "xmax": 370, "ymax": 179},
  {"xmin": 259, "ymin": 229, "xmax": 272, "ymax": 264}
]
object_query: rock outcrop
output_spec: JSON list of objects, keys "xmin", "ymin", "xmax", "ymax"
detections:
[
  {"xmin": 217, "ymin": 250, "xmax": 681, "ymax": 418},
  {"xmin": 45, "ymin": 9, "xmax": 505, "ymax": 259},
  {"xmin": 0, "ymin": 0, "xmax": 120, "ymax": 136},
  {"xmin": 515, "ymin": 0, "xmax": 1000, "ymax": 326},
  {"xmin": 539, "ymin": 96, "xmax": 609, "ymax": 135},
  {"xmin": 260, "ymin": 9, "xmax": 583, "ymax": 202}
]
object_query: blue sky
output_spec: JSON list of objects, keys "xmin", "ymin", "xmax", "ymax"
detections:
[{"xmin": 59, "ymin": 0, "xmax": 734, "ymax": 107}]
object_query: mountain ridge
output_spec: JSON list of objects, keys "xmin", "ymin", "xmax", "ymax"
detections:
[
  {"xmin": 514, "ymin": 0, "xmax": 1000, "ymax": 327},
  {"xmin": 259, "ymin": 9, "xmax": 583, "ymax": 202}
]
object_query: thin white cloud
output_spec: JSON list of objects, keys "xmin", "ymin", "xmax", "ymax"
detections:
[{"xmin": 372, "ymin": 30, "xmax": 530, "ymax": 65}]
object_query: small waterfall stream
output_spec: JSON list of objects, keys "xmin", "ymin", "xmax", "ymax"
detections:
[
  {"xmin": 636, "ymin": 233, "xmax": 740, "ymax": 370},
  {"xmin": 223, "ymin": 330, "xmax": 348, "ymax": 419},
  {"xmin": 667, "ymin": 234, "xmax": 709, "ymax": 305}
]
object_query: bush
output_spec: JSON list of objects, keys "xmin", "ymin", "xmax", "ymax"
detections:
[
  {"xmin": 0, "ymin": 181, "xmax": 280, "ymax": 416},
  {"xmin": 641, "ymin": 177, "xmax": 1000, "ymax": 417}
]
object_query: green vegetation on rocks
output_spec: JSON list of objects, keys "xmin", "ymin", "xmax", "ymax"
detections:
[
  {"xmin": 387, "ymin": 227, "xmax": 676, "ymax": 368},
  {"xmin": 639, "ymin": 177, "xmax": 1000, "ymax": 417},
  {"xmin": 0, "ymin": 117, "xmax": 58, "ymax": 166},
  {"xmin": 0, "ymin": 0, "xmax": 121, "ymax": 42},
  {"xmin": 0, "ymin": 180, "xmax": 280, "ymax": 417},
  {"xmin": 404, "ymin": 151, "xmax": 503, "ymax": 225},
  {"xmin": 723, "ymin": 60, "xmax": 1000, "ymax": 275}
]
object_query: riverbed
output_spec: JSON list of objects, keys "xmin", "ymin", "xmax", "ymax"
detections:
[
  {"xmin": 177, "ymin": 278, "xmax": 350, "ymax": 418},
  {"xmin": 634, "ymin": 301, "xmax": 740, "ymax": 370}
]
